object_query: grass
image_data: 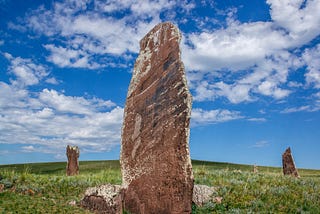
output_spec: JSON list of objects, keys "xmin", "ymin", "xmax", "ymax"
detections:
[{"xmin": 1, "ymin": 160, "xmax": 319, "ymax": 213}]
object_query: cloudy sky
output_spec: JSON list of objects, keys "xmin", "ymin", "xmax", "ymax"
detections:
[{"xmin": 0, "ymin": 0, "xmax": 320, "ymax": 169}]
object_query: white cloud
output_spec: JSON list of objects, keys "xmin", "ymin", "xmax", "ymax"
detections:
[
  {"xmin": 7, "ymin": 0, "xmax": 320, "ymax": 109},
  {"xmin": 21, "ymin": 145, "xmax": 37, "ymax": 153},
  {"xmin": 0, "ymin": 82, "xmax": 29, "ymax": 109},
  {"xmin": 247, "ymin": 118, "xmax": 267, "ymax": 122},
  {"xmin": 191, "ymin": 108, "xmax": 243, "ymax": 126},
  {"xmin": 39, "ymin": 89, "xmax": 115, "ymax": 115},
  {"xmin": 183, "ymin": 0, "xmax": 319, "ymax": 104},
  {"xmin": 5, "ymin": 53, "xmax": 49, "ymax": 87},
  {"xmin": 44, "ymin": 44, "xmax": 100, "ymax": 69},
  {"xmin": 19, "ymin": 0, "xmax": 194, "ymax": 69},
  {"xmin": 250, "ymin": 140, "xmax": 270, "ymax": 148},
  {"xmin": 0, "ymin": 82, "xmax": 124, "ymax": 155},
  {"xmin": 45, "ymin": 77, "xmax": 59, "ymax": 85},
  {"xmin": 267, "ymin": 0, "xmax": 320, "ymax": 45},
  {"xmin": 281, "ymin": 105, "xmax": 320, "ymax": 113},
  {"xmin": 1, "ymin": 50, "xmax": 123, "ymax": 156},
  {"xmin": 303, "ymin": 44, "xmax": 320, "ymax": 88},
  {"xmin": 257, "ymin": 80, "xmax": 291, "ymax": 99},
  {"xmin": 182, "ymin": 21, "xmax": 289, "ymax": 72}
]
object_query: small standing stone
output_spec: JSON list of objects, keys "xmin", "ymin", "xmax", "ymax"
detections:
[
  {"xmin": 66, "ymin": 145, "xmax": 79, "ymax": 176},
  {"xmin": 253, "ymin": 164, "xmax": 258, "ymax": 173},
  {"xmin": 282, "ymin": 147, "xmax": 299, "ymax": 177}
]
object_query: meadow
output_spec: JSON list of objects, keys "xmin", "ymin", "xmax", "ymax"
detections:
[{"xmin": 0, "ymin": 160, "xmax": 319, "ymax": 213}]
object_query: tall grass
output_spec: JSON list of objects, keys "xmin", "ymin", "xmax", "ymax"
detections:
[{"xmin": 1, "ymin": 160, "xmax": 319, "ymax": 213}]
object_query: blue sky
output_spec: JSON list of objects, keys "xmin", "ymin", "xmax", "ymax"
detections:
[{"xmin": 0, "ymin": 0, "xmax": 320, "ymax": 169}]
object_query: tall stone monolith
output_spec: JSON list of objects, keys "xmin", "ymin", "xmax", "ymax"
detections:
[
  {"xmin": 120, "ymin": 22, "xmax": 194, "ymax": 214},
  {"xmin": 66, "ymin": 145, "xmax": 79, "ymax": 176},
  {"xmin": 282, "ymin": 147, "xmax": 299, "ymax": 177}
]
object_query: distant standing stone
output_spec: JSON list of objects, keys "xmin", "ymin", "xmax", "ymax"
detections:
[
  {"xmin": 120, "ymin": 22, "xmax": 194, "ymax": 214},
  {"xmin": 282, "ymin": 147, "xmax": 299, "ymax": 177},
  {"xmin": 66, "ymin": 145, "xmax": 79, "ymax": 176}
]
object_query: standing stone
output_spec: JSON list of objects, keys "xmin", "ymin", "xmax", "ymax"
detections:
[
  {"xmin": 120, "ymin": 22, "xmax": 194, "ymax": 214},
  {"xmin": 66, "ymin": 145, "xmax": 79, "ymax": 176},
  {"xmin": 282, "ymin": 147, "xmax": 299, "ymax": 177}
]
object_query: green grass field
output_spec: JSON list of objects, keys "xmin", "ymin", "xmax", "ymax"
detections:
[{"xmin": 1, "ymin": 160, "xmax": 319, "ymax": 213}]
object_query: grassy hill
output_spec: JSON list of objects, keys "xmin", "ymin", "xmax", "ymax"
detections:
[{"xmin": 1, "ymin": 160, "xmax": 319, "ymax": 213}]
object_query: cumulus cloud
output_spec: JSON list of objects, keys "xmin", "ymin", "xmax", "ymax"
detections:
[
  {"xmin": 183, "ymin": 0, "xmax": 319, "ymax": 104},
  {"xmin": 5, "ymin": 0, "xmax": 320, "ymax": 113},
  {"xmin": 18, "ymin": 0, "xmax": 194, "ymax": 69},
  {"xmin": 4, "ymin": 53, "xmax": 49, "ymax": 87},
  {"xmin": 0, "ymin": 83, "xmax": 124, "ymax": 155},
  {"xmin": 303, "ymin": 44, "xmax": 320, "ymax": 88},
  {"xmin": 44, "ymin": 44, "xmax": 100, "ymax": 69},
  {"xmin": 267, "ymin": 0, "xmax": 320, "ymax": 44},
  {"xmin": 191, "ymin": 108, "xmax": 243, "ymax": 126},
  {"xmin": 39, "ymin": 89, "xmax": 115, "ymax": 115},
  {"xmin": 0, "ymin": 52, "xmax": 123, "ymax": 158}
]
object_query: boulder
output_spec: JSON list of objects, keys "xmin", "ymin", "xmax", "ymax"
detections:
[
  {"xmin": 80, "ymin": 184, "xmax": 124, "ymax": 214},
  {"xmin": 192, "ymin": 184, "xmax": 216, "ymax": 206}
]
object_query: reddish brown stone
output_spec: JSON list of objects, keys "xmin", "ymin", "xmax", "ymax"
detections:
[
  {"xmin": 120, "ymin": 22, "xmax": 194, "ymax": 214},
  {"xmin": 282, "ymin": 147, "xmax": 299, "ymax": 177},
  {"xmin": 66, "ymin": 145, "xmax": 79, "ymax": 176}
]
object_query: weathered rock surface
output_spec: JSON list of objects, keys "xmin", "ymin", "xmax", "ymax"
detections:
[
  {"xmin": 120, "ymin": 22, "xmax": 194, "ymax": 214},
  {"xmin": 66, "ymin": 145, "xmax": 79, "ymax": 176},
  {"xmin": 80, "ymin": 184, "xmax": 123, "ymax": 214},
  {"xmin": 192, "ymin": 184, "xmax": 216, "ymax": 206},
  {"xmin": 282, "ymin": 147, "xmax": 299, "ymax": 177}
]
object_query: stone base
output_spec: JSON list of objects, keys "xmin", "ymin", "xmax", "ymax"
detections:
[
  {"xmin": 80, "ymin": 184, "xmax": 124, "ymax": 214},
  {"xmin": 81, "ymin": 184, "xmax": 218, "ymax": 213}
]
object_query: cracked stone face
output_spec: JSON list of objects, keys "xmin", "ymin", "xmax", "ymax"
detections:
[{"xmin": 120, "ymin": 22, "xmax": 194, "ymax": 214}]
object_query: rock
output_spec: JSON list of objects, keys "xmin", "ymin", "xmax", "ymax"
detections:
[
  {"xmin": 213, "ymin": 196, "xmax": 223, "ymax": 204},
  {"xmin": 253, "ymin": 164, "xmax": 258, "ymax": 173},
  {"xmin": 68, "ymin": 200, "xmax": 77, "ymax": 206},
  {"xmin": 120, "ymin": 22, "xmax": 194, "ymax": 214},
  {"xmin": 80, "ymin": 184, "xmax": 123, "ymax": 214},
  {"xmin": 192, "ymin": 184, "xmax": 216, "ymax": 206},
  {"xmin": 66, "ymin": 145, "xmax": 79, "ymax": 176},
  {"xmin": 282, "ymin": 147, "xmax": 299, "ymax": 177}
]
